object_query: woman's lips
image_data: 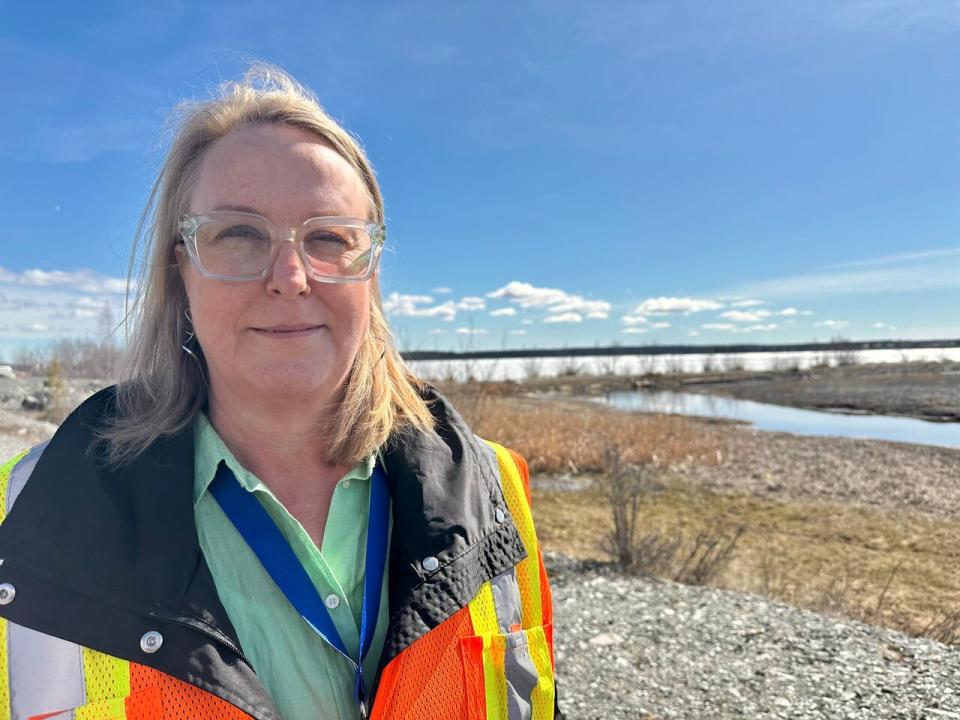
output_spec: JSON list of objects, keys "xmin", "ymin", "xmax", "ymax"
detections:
[{"xmin": 252, "ymin": 324, "xmax": 323, "ymax": 338}]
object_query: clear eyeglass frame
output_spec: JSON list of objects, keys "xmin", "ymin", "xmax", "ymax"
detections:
[{"xmin": 177, "ymin": 211, "xmax": 385, "ymax": 283}]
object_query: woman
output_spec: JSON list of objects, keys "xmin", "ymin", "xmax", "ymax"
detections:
[{"xmin": 0, "ymin": 65, "xmax": 560, "ymax": 720}]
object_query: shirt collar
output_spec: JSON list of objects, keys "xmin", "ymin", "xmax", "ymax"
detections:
[{"xmin": 192, "ymin": 412, "xmax": 376, "ymax": 506}]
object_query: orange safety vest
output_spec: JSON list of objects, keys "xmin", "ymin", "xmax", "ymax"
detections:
[{"xmin": 0, "ymin": 387, "xmax": 560, "ymax": 720}]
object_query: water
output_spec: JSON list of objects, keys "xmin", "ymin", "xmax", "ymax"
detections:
[
  {"xmin": 599, "ymin": 390, "xmax": 960, "ymax": 449},
  {"xmin": 409, "ymin": 347, "xmax": 960, "ymax": 383}
]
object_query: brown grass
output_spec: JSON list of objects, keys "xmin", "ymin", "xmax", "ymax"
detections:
[
  {"xmin": 440, "ymin": 384, "xmax": 724, "ymax": 473},
  {"xmin": 530, "ymin": 481, "xmax": 960, "ymax": 644}
]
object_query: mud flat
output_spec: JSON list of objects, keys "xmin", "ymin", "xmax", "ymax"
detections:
[{"xmin": 680, "ymin": 362, "xmax": 960, "ymax": 423}]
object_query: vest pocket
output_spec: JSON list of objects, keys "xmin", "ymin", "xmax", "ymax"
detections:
[
  {"xmin": 27, "ymin": 687, "xmax": 161, "ymax": 720},
  {"xmin": 459, "ymin": 622, "xmax": 555, "ymax": 720}
]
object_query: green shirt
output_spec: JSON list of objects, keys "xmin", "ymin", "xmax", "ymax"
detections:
[{"xmin": 192, "ymin": 413, "xmax": 390, "ymax": 720}]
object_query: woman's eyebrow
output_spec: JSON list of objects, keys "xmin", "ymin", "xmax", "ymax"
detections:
[
  {"xmin": 211, "ymin": 203, "xmax": 263, "ymax": 214},
  {"xmin": 210, "ymin": 204, "xmax": 350, "ymax": 218}
]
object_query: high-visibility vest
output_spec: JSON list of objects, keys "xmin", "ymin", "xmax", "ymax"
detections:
[{"xmin": 0, "ymin": 440, "xmax": 557, "ymax": 720}]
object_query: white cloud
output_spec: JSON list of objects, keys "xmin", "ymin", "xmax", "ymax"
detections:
[
  {"xmin": 622, "ymin": 327, "xmax": 649, "ymax": 334},
  {"xmin": 0, "ymin": 266, "xmax": 128, "ymax": 294},
  {"xmin": 815, "ymin": 320, "xmax": 850, "ymax": 329},
  {"xmin": 457, "ymin": 296, "xmax": 486, "ymax": 311},
  {"xmin": 650, "ymin": 321, "xmax": 671, "ymax": 329},
  {"xmin": 489, "ymin": 307, "xmax": 517, "ymax": 317},
  {"xmin": 729, "ymin": 299, "xmax": 764, "ymax": 308},
  {"xmin": 543, "ymin": 313, "xmax": 583, "ymax": 324},
  {"xmin": 778, "ymin": 308, "xmax": 799, "ymax": 316},
  {"xmin": 509, "ymin": 329, "xmax": 527, "ymax": 336},
  {"xmin": 431, "ymin": 287, "xmax": 453, "ymax": 294},
  {"xmin": 383, "ymin": 293, "xmax": 457, "ymax": 322},
  {"xmin": 521, "ymin": 319, "xmax": 535, "ymax": 325},
  {"xmin": 455, "ymin": 327, "xmax": 488, "ymax": 335},
  {"xmin": 734, "ymin": 323, "xmax": 778, "ymax": 333},
  {"xmin": 720, "ymin": 309, "xmax": 773, "ymax": 323},
  {"xmin": 630, "ymin": 297, "xmax": 724, "ymax": 316},
  {"xmin": 487, "ymin": 281, "xmax": 569, "ymax": 307},
  {"xmin": 703, "ymin": 322, "xmax": 779, "ymax": 334},
  {"xmin": 622, "ymin": 315, "xmax": 649, "ymax": 326},
  {"xmin": 486, "ymin": 281, "xmax": 610, "ymax": 319},
  {"xmin": 428, "ymin": 328, "xmax": 447, "ymax": 335},
  {"xmin": 688, "ymin": 330, "xmax": 700, "ymax": 337}
]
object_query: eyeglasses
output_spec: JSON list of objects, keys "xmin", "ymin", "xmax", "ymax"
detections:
[{"xmin": 178, "ymin": 211, "xmax": 385, "ymax": 283}]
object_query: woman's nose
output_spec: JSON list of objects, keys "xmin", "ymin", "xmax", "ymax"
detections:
[{"xmin": 266, "ymin": 240, "xmax": 311, "ymax": 297}]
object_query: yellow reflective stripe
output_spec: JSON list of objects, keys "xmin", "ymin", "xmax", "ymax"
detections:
[
  {"xmin": 0, "ymin": 451, "xmax": 28, "ymax": 524},
  {"xmin": 481, "ymin": 634, "xmax": 508, "ymax": 720},
  {"xmin": 77, "ymin": 648, "xmax": 129, "ymax": 719},
  {"xmin": 0, "ymin": 452, "xmax": 27, "ymax": 720},
  {"xmin": 468, "ymin": 581, "xmax": 500, "ymax": 634},
  {"xmin": 484, "ymin": 442, "xmax": 543, "ymax": 628},
  {"xmin": 526, "ymin": 625, "xmax": 556, "ymax": 717},
  {"xmin": 0, "ymin": 617, "xmax": 8, "ymax": 720}
]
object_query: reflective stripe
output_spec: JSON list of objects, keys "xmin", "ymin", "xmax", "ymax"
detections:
[
  {"xmin": 504, "ymin": 632, "xmax": 537, "ymax": 720},
  {"xmin": 523, "ymin": 625, "xmax": 556, "ymax": 718},
  {"xmin": 3, "ymin": 448, "xmax": 48, "ymax": 720},
  {"xmin": 0, "ymin": 617, "xmax": 7, "ymax": 720},
  {"xmin": 6, "ymin": 442, "xmax": 48, "ymax": 514},
  {"xmin": 484, "ymin": 443, "xmax": 543, "ymax": 628},
  {"xmin": 9, "ymin": 623, "xmax": 85, "ymax": 720},
  {"xmin": 77, "ymin": 649, "xmax": 129, "ymax": 719},
  {"xmin": 480, "ymin": 635, "xmax": 508, "ymax": 720},
  {"xmin": 0, "ymin": 449, "xmax": 29, "ymax": 522},
  {"xmin": 490, "ymin": 571, "xmax": 522, "ymax": 634}
]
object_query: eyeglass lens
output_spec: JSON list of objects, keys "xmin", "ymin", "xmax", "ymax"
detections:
[{"xmin": 194, "ymin": 214, "xmax": 374, "ymax": 278}]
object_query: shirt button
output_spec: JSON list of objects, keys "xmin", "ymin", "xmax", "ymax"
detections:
[
  {"xmin": 342, "ymin": 480, "xmax": 351, "ymax": 489},
  {"xmin": 325, "ymin": 593, "xmax": 341, "ymax": 609},
  {"xmin": 495, "ymin": 508, "xmax": 506, "ymax": 524},
  {"xmin": 0, "ymin": 582, "xmax": 15, "ymax": 605},
  {"xmin": 422, "ymin": 556, "xmax": 440, "ymax": 573}
]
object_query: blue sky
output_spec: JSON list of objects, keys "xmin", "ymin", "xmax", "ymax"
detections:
[{"xmin": 1, "ymin": 0, "xmax": 959, "ymax": 357}]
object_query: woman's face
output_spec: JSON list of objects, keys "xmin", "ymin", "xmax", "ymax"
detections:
[{"xmin": 178, "ymin": 124, "xmax": 373, "ymax": 407}]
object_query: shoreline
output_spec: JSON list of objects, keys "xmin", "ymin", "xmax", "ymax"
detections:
[{"xmin": 490, "ymin": 360, "xmax": 960, "ymax": 425}]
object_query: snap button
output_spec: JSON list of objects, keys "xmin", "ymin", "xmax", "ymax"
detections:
[
  {"xmin": 495, "ymin": 507, "xmax": 506, "ymax": 524},
  {"xmin": 422, "ymin": 556, "xmax": 440, "ymax": 573},
  {"xmin": 325, "ymin": 593, "xmax": 341, "ymax": 609},
  {"xmin": 140, "ymin": 631, "xmax": 163, "ymax": 653},
  {"xmin": 0, "ymin": 582, "xmax": 15, "ymax": 605}
]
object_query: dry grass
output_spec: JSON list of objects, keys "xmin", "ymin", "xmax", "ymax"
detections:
[
  {"xmin": 440, "ymin": 384, "xmax": 724, "ymax": 473},
  {"xmin": 530, "ymin": 481, "xmax": 960, "ymax": 644}
]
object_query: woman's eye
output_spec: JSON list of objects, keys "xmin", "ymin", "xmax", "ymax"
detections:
[
  {"xmin": 305, "ymin": 231, "xmax": 349, "ymax": 249},
  {"xmin": 216, "ymin": 224, "xmax": 269, "ymax": 241}
]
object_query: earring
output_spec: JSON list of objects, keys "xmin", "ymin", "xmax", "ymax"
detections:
[{"xmin": 182, "ymin": 307, "xmax": 198, "ymax": 359}]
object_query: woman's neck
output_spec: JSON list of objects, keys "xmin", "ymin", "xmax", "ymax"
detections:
[{"xmin": 206, "ymin": 381, "xmax": 351, "ymax": 510}]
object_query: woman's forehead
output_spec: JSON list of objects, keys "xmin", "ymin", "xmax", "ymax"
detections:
[{"xmin": 189, "ymin": 124, "xmax": 368, "ymax": 218}]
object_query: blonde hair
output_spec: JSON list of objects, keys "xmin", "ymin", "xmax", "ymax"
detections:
[{"xmin": 100, "ymin": 63, "xmax": 433, "ymax": 466}]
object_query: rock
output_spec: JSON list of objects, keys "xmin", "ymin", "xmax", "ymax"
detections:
[
  {"xmin": 589, "ymin": 632, "xmax": 624, "ymax": 646},
  {"xmin": 21, "ymin": 395, "xmax": 45, "ymax": 411}
]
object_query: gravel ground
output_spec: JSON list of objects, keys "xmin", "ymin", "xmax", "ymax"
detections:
[
  {"xmin": 676, "ymin": 425, "xmax": 960, "ymax": 520},
  {"xmin": 547, "ymin": 553, "xmax": 960, "ymax": 720}
]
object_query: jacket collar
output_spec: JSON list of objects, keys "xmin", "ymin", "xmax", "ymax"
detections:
[{"xmin": 0, "ymin": 384, "xmax": 525, "ymax": 718}]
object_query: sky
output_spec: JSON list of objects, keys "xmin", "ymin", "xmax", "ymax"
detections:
[{"xmin": 1, "ymin": 0, "xmax": 959, "ymax": 358}]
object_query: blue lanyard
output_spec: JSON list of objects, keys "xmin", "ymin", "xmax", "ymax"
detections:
[{"xmin": 209, "ymin": 460, "xmax": 390, "ymax": 719}]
